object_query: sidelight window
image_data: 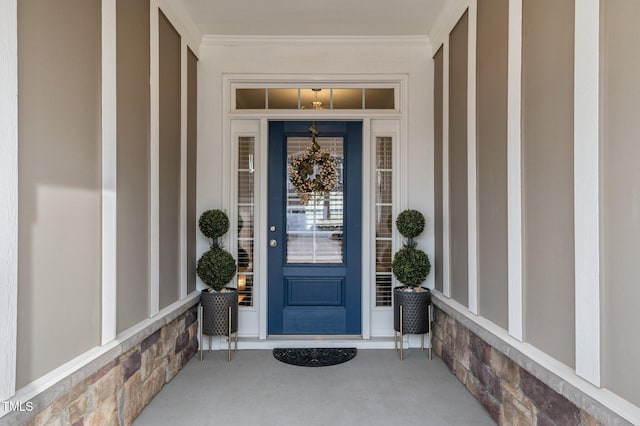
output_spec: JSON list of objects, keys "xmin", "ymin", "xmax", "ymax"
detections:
[
  {"xmin": 237, "ymin": 137, "xmax": 255, "ymax": 306},
  {"xmin": 375, "ymin": 137, "xmax": 393, "ymax": 306}
]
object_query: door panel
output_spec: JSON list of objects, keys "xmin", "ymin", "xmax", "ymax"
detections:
[{"xmin": 268, "ymin": 121, "xmax": 362, "ymax": 334}]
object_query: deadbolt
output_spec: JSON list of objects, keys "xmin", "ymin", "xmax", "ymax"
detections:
[{"xmin": 270, "ymin": 225, "xmax": 276, "ymax": 232}]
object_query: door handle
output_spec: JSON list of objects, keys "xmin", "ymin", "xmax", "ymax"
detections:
[{"xmin": 269, "ymin": 239, "xmax": 278, "ymax": 248}]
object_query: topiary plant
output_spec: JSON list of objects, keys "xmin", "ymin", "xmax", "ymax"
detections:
[
  {"xmin": 395, "ymin": 209, "xmax": 425, "ymax": 240},
  {"xmin": 197, "ymin": 209, "xmax": 237, "ymax": 291},
  {"xmin": 392, "ymin": 209, "xmax": 430, "ymax": 288},
  {"xmin": 392, "ymin": 246, "xmax": 431, "ymax": 287},
  {"xmin": 199, "ymin": 209, "xmax": 230, "ymax": 241},
  {"xmin": 197, "ymin": 248, "xmax": 237, "ymax": 291}
]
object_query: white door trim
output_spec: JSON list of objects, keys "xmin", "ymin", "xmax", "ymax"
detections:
[{"xmin": 214, "ymin": 74, "xmax": 409, "ymax": 344}]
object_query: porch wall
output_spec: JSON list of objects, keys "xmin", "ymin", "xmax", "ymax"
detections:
[
  {"xmin": 448, "ymin": 11, "xmax": 470, "ymax": 308},
  {"xmin": 2, "ymin": 302, "xmax": 199, "ymax": 426},
  {"xmin": 600, "ymin": 0, "xmax": 640, "ymax": 407},
  {"xmin": 521, "ymin": 0, "xmax": 576, "ymax": 369},
  {"xmin": 116, "ymin": 0, "xmax": 151, "ymax": 333},
  {"xmin": 17, "ymin": 0, "xmax": 103, "ymax": 388},
  {"xmin": 158, "ymin": 10, "xmax": 183, "ymax": 310},
  {"xmin": 432, "ymin": 301, "xmax": 613, "ymax": 425},
  {"xmin": 432, "ymin": 0, "xmax": 640, "ymax": 421},
  {"xmin": 475, "ymin": 0, "xmax": 508, "ymax": 330},
  {"xmin": 4, "ymin": 0, "xmax": 202, "ymax": 420},
  {"xmin": 433, "ymin": 47, "xmax": 444, "ymax": 294}
]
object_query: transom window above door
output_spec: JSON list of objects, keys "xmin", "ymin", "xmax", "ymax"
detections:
[{"xmin": 234, "ymin": 87, "xmax": 396, "ymax": 111}]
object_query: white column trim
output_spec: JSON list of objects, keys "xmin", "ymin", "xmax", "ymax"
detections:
[
  {"xmin": 179, "ymin": 40, "xmax": 188, "ymax": 300},
  {"xmin": 361, "ymin": 118, "xmax": 372, "ymax": 339},
  {"xmin": 0, "ymin": 0, "xmax": 18, "ymax": 402},
  {"xmin": 399, "ymin": 78, "xmax": 409, "ymax": 212},
  {"xmin": 442, "ymin": 40, "xmax": 452, "ymax": 298},
  {"xmin": 574, "ymin": 0, "xmax": 601, "ymax": 387},
  {"xmin": 507, "ymin": 0, "xmax": 524, "ymax": 341},
  {"xmin": 258, "ymin": 118, "xmax": 269, "ymax": 340},
  {"xmin": 467, "ymin": 0, "xmax": 479, "ymax": 315},
  {"xmin": 149, "ymin": 2, "xmax": 160, "ymax": 316},
  {"xmin": 101, "ymin": 0, "xmax": 118, "ymax": 344}
]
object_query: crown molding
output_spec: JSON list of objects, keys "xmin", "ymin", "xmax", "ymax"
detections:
[
  {"xmin": 429, "ymin": 0, "xmax": 470, "ymax": 54},
  {"xmin": 201, "ymin": 34, "xmax": 431, "ymax": 48}
]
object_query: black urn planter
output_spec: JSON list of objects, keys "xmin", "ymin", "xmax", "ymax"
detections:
[
  {"xmin": 201, "ymin": 288, "xmax": 238, "ymax": 335},
  {"xmin": 393, "ymin": 286, "xmax": 432, "ymax": 360},
  {"xmin": 200, "ymin": 288, "xmax": 238, "ymax": 361},
  {"xmin": 393, "ymin": 286, "xmax": 431, "ymax": 334}
]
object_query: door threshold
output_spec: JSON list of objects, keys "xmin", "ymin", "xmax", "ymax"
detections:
[
  {"xmin": 200, "ymin": 336, "xmax": 427, "ymax": 351},
  {"xmin": 267, "ymin": 335, "xmax": 363, "ymax": 340},
  {"xmin": 211, "ymin": 336, "xmax": 399, "ymax": 350}
]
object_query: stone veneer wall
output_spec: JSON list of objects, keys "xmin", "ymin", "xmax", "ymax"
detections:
[
  {"xmin": 432, "ymin": 305, "xmax": 601, "ymax": 426},
  {"xmin": 5, "ymin": 300, "xmax": 199, "ymax": 426}
]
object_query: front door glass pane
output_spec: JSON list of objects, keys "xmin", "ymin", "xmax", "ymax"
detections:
[{"xmin": 286, "ymin": 136, "xmax": 344, "ymax": 264}]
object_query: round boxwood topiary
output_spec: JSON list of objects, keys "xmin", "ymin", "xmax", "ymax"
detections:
[
  {"xmin": 395, "ymin": 209, "xmax": 425, "ymax": 239},
  {"xmin": 392, "ymin": 246, "xmax": 431, "ymax": 287},
  {"xmin": 197, "ymin": 247, "xmax": 237, "ymax": 291},
  {"xmin": 199, "ymin": 209, "xmax": 230, "ymax": 240}
]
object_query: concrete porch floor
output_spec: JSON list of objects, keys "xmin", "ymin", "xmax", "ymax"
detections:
[{"xmin": 134, "ymin": 349, "xmax": 496, "ymax": 425}]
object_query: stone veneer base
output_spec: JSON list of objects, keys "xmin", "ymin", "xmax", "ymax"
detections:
[
  {"xmin": 432, "ymin": 295, "xmax": 633, "ymax": 426},
  {"xmin": 2, "ymin": 295, "xmax": 199, "ymax": 426}
]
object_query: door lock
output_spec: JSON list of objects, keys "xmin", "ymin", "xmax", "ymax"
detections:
[{"xmin": 269, "ymin": 239, "xmax": 278, "ymax": 247}]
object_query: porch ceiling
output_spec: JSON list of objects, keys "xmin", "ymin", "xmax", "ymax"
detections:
[{"xmin": 178, "ymin": 0, "xmax": 447, "ymax": 37}]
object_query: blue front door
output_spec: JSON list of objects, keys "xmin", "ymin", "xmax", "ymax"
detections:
[{"xmin": 268, "ymin": 121, "xmax": 362, "ymax": 334}]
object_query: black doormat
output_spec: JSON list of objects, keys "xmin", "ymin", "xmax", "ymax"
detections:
[{"xmin": 273, "ymin": 348, "xmax": 357, "ymax": 367}]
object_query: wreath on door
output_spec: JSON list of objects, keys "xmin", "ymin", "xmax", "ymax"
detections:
[{"xmin": 288, "ymin": 123, "xmax": 339, "ymax": 204}]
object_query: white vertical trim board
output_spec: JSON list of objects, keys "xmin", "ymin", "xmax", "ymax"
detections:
[
  {"xmin": 179, "ymin": 40, "xmax": 188, "ymax": 300},
  {"xmin": 149, "ymin": 2, "xmax": 160, "ymax": 316},
  {"xmin": 0, "ymin": 0, "xmax": 18, "ymax": 402},
  {"xmin": 258, "ymin": 118, "xmax": 269, "ymax": 340},
  {"xmin": 361, "ymin": 117, "xmax": 372, "ymax": 339},
  {"xmin": 573, "ymin": 0, "xmax": 601, "ymax": 387},
  {"xmin": 442, "ymin": 40, "xmax": 452, "ymax": 298},
  {"xmin": 507, "ymin": 0, "xmax": 524, "ymax": 341},
  {"xmin": 398, "ymin": 77, "xmax": 409, "ymax": 212},
  {"xmin": 101, "ymin": 0, "xmax": 118, "ymax": 345},
  {"xmin": 466, "ymin": 0, "xmax": 479, "ymax": 315}
]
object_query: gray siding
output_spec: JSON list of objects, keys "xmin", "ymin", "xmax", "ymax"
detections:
[
  {"xmin": 187, "ymin": 49, "xmax": 198, "ymax": 294},
  {"xmin": 17, "ymin": 0, "xmax": 102, "ymax": 386},
  {"xmin": 600, "ymin": 0, "xmax": 640, "ymax": 407},
  {"xmin": 433, "ymin": 46, "xmax": 444, "ymax": 294},
  {"xmin": 522, "ymin": 0, "xmax": 575, "ymax": 367},
  {"xmin": 116, "ymin": 0, "xmax": 150, "ymax": 333},
  {"xmin": 448, "ymin": 11, "xmax": 469, "ymax": 307},
  {"xmin": 159, "ymin": 11, "xmax": 182, "ymax": 309},
  {"xmin": 476, "ymin": 0, "xmax": 509, "ymax": 329}
]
